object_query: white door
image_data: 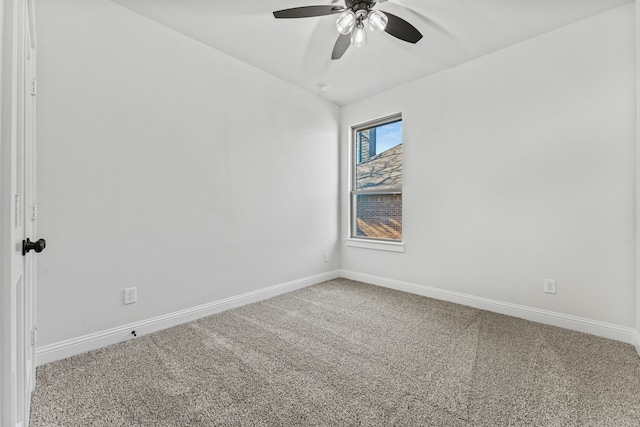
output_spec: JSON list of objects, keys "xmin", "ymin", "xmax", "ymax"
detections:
[{"xmin": 1, "ymin": 0, "xmax": 39, "ymax": 426}]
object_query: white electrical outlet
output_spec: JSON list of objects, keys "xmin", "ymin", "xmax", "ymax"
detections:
[
  {"xmin": 544, "ymin": 279, "xmax": 556, "ymax": 294},
  {"xmin": 324, "ymin": 252, "xmax": 329, "ymax": 263},
  {"xmin": 124, "ymin": 287, "xmax": 137, "ymax": 304}
]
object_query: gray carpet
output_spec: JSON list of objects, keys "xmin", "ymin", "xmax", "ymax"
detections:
[{"xmin": 30, "ymin": 279, "xmax": 640, "ymax": 426}]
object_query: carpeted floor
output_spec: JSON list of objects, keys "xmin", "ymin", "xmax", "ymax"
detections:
[{"xmin": 30, "ymin": 279, "xmax": 640, "ymax": 426}]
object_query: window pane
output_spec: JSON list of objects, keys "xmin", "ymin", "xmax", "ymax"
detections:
[
  {"xmin": 352, "ymin": 118, "xmax": 402, "ymax": 241},
  {"xmin": 355, "ymin": 193, "xmax": 402, "ymax": 240},
  {"xmin": 355, "ymin": 120, "xmax": 402, "ymax": 191}
]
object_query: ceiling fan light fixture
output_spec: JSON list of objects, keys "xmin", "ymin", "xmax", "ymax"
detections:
[
  {"xmin": 336, "ymin": 10, "xmax": 356, "ymax": 35},
  {"xmin": 272, "ymin": 2, "xmax": 424, "ymax": 60},
  {"xmin": 367, "ymin": 10, "xmax": 388, "ymax": 33},
  {"xmin": 351, "ymin": 22, "xmax": 367, "ymax": 47}
]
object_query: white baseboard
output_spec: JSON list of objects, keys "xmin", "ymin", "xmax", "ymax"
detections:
[
  {"xmin": 36, "ymin": 270, "xmax": 341, "ymax": 366},
  {"xmin": 340, "ymin": 270, "xmax": 637, "ymax": 345},
  {"xmin": 37, "ymin": 269, "xmax": 638, "ymax": 365}
]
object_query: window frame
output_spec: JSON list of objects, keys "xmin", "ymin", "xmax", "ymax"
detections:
[{"xmin": 350, "ymin": 113, "xmax": 403, "ymax": 244}]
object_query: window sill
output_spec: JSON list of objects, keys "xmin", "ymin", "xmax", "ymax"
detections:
[{"xmin": 345, "ymin": 238, "xmax": 405, "ymax": 253}]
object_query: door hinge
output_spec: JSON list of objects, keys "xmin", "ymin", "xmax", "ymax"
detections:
[
  {"xmin": 31, "ymin": 327, "xmax": 37, "ymax": 346},
  {"xmin": 31, "ymin": 78, "xmax": 37, "ymax": 96}
]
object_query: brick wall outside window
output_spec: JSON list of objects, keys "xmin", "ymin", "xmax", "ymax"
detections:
[{"xmin": 355, "ymin": 194, "xmax": 402, "ymax": 239}]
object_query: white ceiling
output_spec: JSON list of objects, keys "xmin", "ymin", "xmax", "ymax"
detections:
[{"xmin": 111, "ymin": 0, "xmax": 632, "ymax": 105}]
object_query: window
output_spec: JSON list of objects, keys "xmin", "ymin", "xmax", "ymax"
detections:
[{"xmin": 351, "ymin": 115, "xmax": 402, "ymax": 242}]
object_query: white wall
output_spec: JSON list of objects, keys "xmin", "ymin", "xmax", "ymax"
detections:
[
  {"xmin": 36, "ymin": 0, "xmax": 340, "ymax": 347},
  {"xmin": 342, "ymin": 4, "xmax": 636, "ymax": 328},
  {"xmin": 35, "ymin": 0, "xmax": 638, "ymax": 356}
]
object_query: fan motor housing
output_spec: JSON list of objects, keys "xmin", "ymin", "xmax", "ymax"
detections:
[{"xmin": 346, "ymin": 0, "xmax": 375, "ymax": 13}]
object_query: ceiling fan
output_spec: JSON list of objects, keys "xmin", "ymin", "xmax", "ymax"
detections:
[{"xmin": 273, "ymin": 0, "xmax": 423, "ymax": 60}]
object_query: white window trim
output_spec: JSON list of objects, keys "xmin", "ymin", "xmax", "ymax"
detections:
[{"xmin": 345, "ymin": 238, "xmax": 405, "ymax": 253}]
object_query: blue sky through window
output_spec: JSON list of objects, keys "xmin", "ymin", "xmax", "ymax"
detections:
[{"xmin": 375, "ymin": 120, "xmax": 402, "ymax": 155}]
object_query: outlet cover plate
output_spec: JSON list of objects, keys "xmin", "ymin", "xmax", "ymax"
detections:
[
  {"xmin": 544, "ymin": 279, "xmax": 556, "ymax": 294},
  {"xmin": 124, "ymin": 287, "xmax": 137, "ymax": 304}
]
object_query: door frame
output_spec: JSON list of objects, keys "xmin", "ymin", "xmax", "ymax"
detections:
[{"xmin": 1, "ymin": 0, "xmax": 37, "ymax": 425}]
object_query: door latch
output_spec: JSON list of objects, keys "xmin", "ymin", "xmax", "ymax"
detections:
[{"xmin": 22, "ymin": 238, "xmax": 46, "ymax": 256}]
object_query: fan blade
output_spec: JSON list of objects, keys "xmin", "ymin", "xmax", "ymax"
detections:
[
  {"xmin": 273, "ymin": 5, "xmax": 346, "ymax": 19},
  {"xmin": 383, "ymin": 12, "xmax": 423, "ymax": 43},
  {"xmin": 331, "ymin": 33, "xmax": 351, "ymax": 60}
]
